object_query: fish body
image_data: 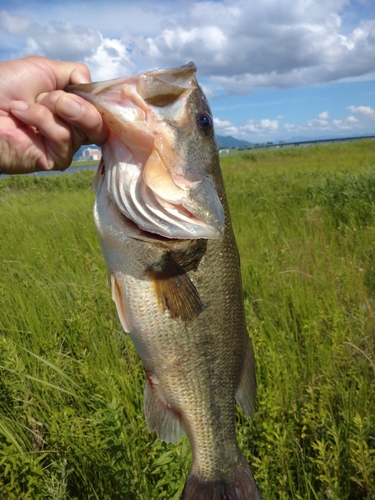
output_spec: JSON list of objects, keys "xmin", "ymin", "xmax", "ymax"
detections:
[{"xmin": 67, "ymin": 63, "xmax": 262, "ymax": 499}]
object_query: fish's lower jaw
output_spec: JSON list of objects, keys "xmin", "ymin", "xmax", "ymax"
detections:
[{"xmin": 182, "ymin": 459, "xmax": 263, "ymax": 500}]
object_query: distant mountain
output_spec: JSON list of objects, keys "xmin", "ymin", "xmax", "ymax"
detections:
[{"xmin": 216, "ymin": 135, "xmax": 253, "ymax": 149}]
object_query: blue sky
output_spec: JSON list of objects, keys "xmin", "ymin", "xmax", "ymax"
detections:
[{"xmin": 1, "ymin": 0, "xmax": 375, "ymax": 143}]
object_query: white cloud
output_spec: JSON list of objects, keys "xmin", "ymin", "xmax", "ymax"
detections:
[
  {"xmin": 308, "ymin": 111, "xmax": 330, "ymax": 128},
  {"xmin": 216, "ymin": 101, "xmax": 373, "ymax": 142},
  {"xmin": 281, "ymin": 108, "xmax": 364, "ymax": 139},
  {"xmin": 132, "ymin": 0, "xmax": 375, "ymax": 95},
  {"xmin": 83, "ymin": 35, "xmax": 134, "ymax": 81},
  {"xmin": 1, "ymin": 0, "xmax": 375, "ymax": 144},
  {"xmin": 1, "ymin": 1, "xmax": 375, "ymax": 92},
  {"xmin": 214, "ymin": 105, "xmax": 371, "ymax": 142},
  {"xmin": 214, "ymin": 116, "xmax": 280, "ymax": 139},
  {"xmin": 213, "ymin": 117, "xmax": 238, "ymax": 136},
  {"xmin": 347, "ymin": 105, "xmax": 375, "ymax": 119},
  {"xmin": 0, "ymin": 13, "xmax": 102, "ymax": 61},
  {"xmin": 242, "ymin": 119, "xmax": 279, "ymax": 133},
  {"xmin": 0, "ymin": 10, "xmax": 32, "ymax": 34},
  {"xmin": 333, "ymin": 116, "xmax": 359, "ymax": 129}
]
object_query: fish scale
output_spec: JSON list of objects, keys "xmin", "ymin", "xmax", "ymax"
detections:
[{"xmin": 67, "ymin": 62, "xmax": 263, "ymax": 499}]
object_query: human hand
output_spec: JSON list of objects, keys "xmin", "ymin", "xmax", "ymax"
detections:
[{"xmin": 0, "ymin": 56, "xmax": 108, "ymax": 174}]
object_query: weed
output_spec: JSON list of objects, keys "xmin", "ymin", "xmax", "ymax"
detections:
[{"xmin": 1, "ymin": 140, "xmax": 375, "ymax": 498}]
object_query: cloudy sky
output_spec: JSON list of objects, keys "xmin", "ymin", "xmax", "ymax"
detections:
[{"xmin": 1, "ymin": 0, "xmax": 375, "ymax": 143}]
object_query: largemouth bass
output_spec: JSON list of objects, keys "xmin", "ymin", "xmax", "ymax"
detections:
[{"xmin": 66, "ymin": 62, "xmax": 262, "ymax": 500}]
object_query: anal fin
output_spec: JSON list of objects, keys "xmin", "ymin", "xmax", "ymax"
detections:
[
  {"xmin": 144, "ymin": 370, "xmax": 185, "ymax": 443},
  {"xmin": 235, "ymin": 335, "xmax": 257, "ymax": 417}
]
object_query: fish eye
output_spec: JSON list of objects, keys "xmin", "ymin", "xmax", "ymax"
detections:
[{"xmin": 197, "ymin": 112, "xmax": 213, "ymax": 135}]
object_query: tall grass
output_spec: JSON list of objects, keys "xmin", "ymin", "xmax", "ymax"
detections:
[{"xmin": 1, "ymin": 141, "xmax": 374, "ymax": 499}]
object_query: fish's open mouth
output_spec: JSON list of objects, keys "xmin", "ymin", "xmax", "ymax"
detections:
[
  {"xmin": 67, "ymin": 62, "xmax": 225, "ymax": 240},
  {"xmin": 101, "ymin": 132, "xmax": 223, "ymax": 240}
]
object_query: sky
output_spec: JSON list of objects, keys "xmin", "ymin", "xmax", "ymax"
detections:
[{"xmin": 1, "ymin": 0, "xmax": 375, "ymax": 144}]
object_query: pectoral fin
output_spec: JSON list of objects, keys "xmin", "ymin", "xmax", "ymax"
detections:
[
  {"xmin": 146, "ymin": 255, "xmax": 203, "ymax": 322},
  {"xmin": 235, "ymin": 335, "xmax": 257, "ymax": 417}
]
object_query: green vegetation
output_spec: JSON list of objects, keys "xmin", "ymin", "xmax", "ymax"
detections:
[{"xmin": 1, "ymin": 140, "xmax": 375, "ymax": 499}]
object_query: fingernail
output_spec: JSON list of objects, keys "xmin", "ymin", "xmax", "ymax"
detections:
[
  {"xmin": 10, "ymin": 100, "xmax": 29, "ymax": 112},
  {"xmin": 61, "ymin": 96, "xmax": 82, "ymax": 118}
]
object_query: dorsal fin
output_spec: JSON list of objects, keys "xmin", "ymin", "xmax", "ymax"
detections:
[{"xmin": 235, "ymin": 335, "xmax": 257, "ymax": 417}]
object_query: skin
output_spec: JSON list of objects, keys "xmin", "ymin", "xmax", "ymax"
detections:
[{"xmin": 0, "ymin": 56, "xmax": 108, "ymax": 174}]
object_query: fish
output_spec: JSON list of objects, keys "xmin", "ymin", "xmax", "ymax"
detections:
[{"xmin": 66, "ymin": 62, "xmax": 262, "ymax": 500}]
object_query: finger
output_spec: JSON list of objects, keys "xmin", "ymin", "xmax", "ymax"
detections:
[
  {"xmin": 0, "ymin": 115, "xmax": 44, "ymax": 174},
  {"xmin": 30, "ymin": 56, "xmax": 93, "ymax": 87},
  {"xmin": 9, "ymin": 100, "xmax": 73, "ymax": 171},
  {"xmin": 38, "ymin": 90, "xmax": 109, "ymax": 146}
]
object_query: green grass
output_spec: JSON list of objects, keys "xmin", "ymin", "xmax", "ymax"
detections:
[{"xmin": 1, "ymin": 140, "xmax": 375, "ymax": 499}]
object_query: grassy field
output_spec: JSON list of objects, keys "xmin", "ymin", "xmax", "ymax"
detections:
[{"xmin": 0, "ymin": 140, "xmax": 374, "ymax": 499}]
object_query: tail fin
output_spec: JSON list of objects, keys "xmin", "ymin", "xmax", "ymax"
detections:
[{"xmin": 182, "ymin": 459, "xmax": 262, "ymax": 500}]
